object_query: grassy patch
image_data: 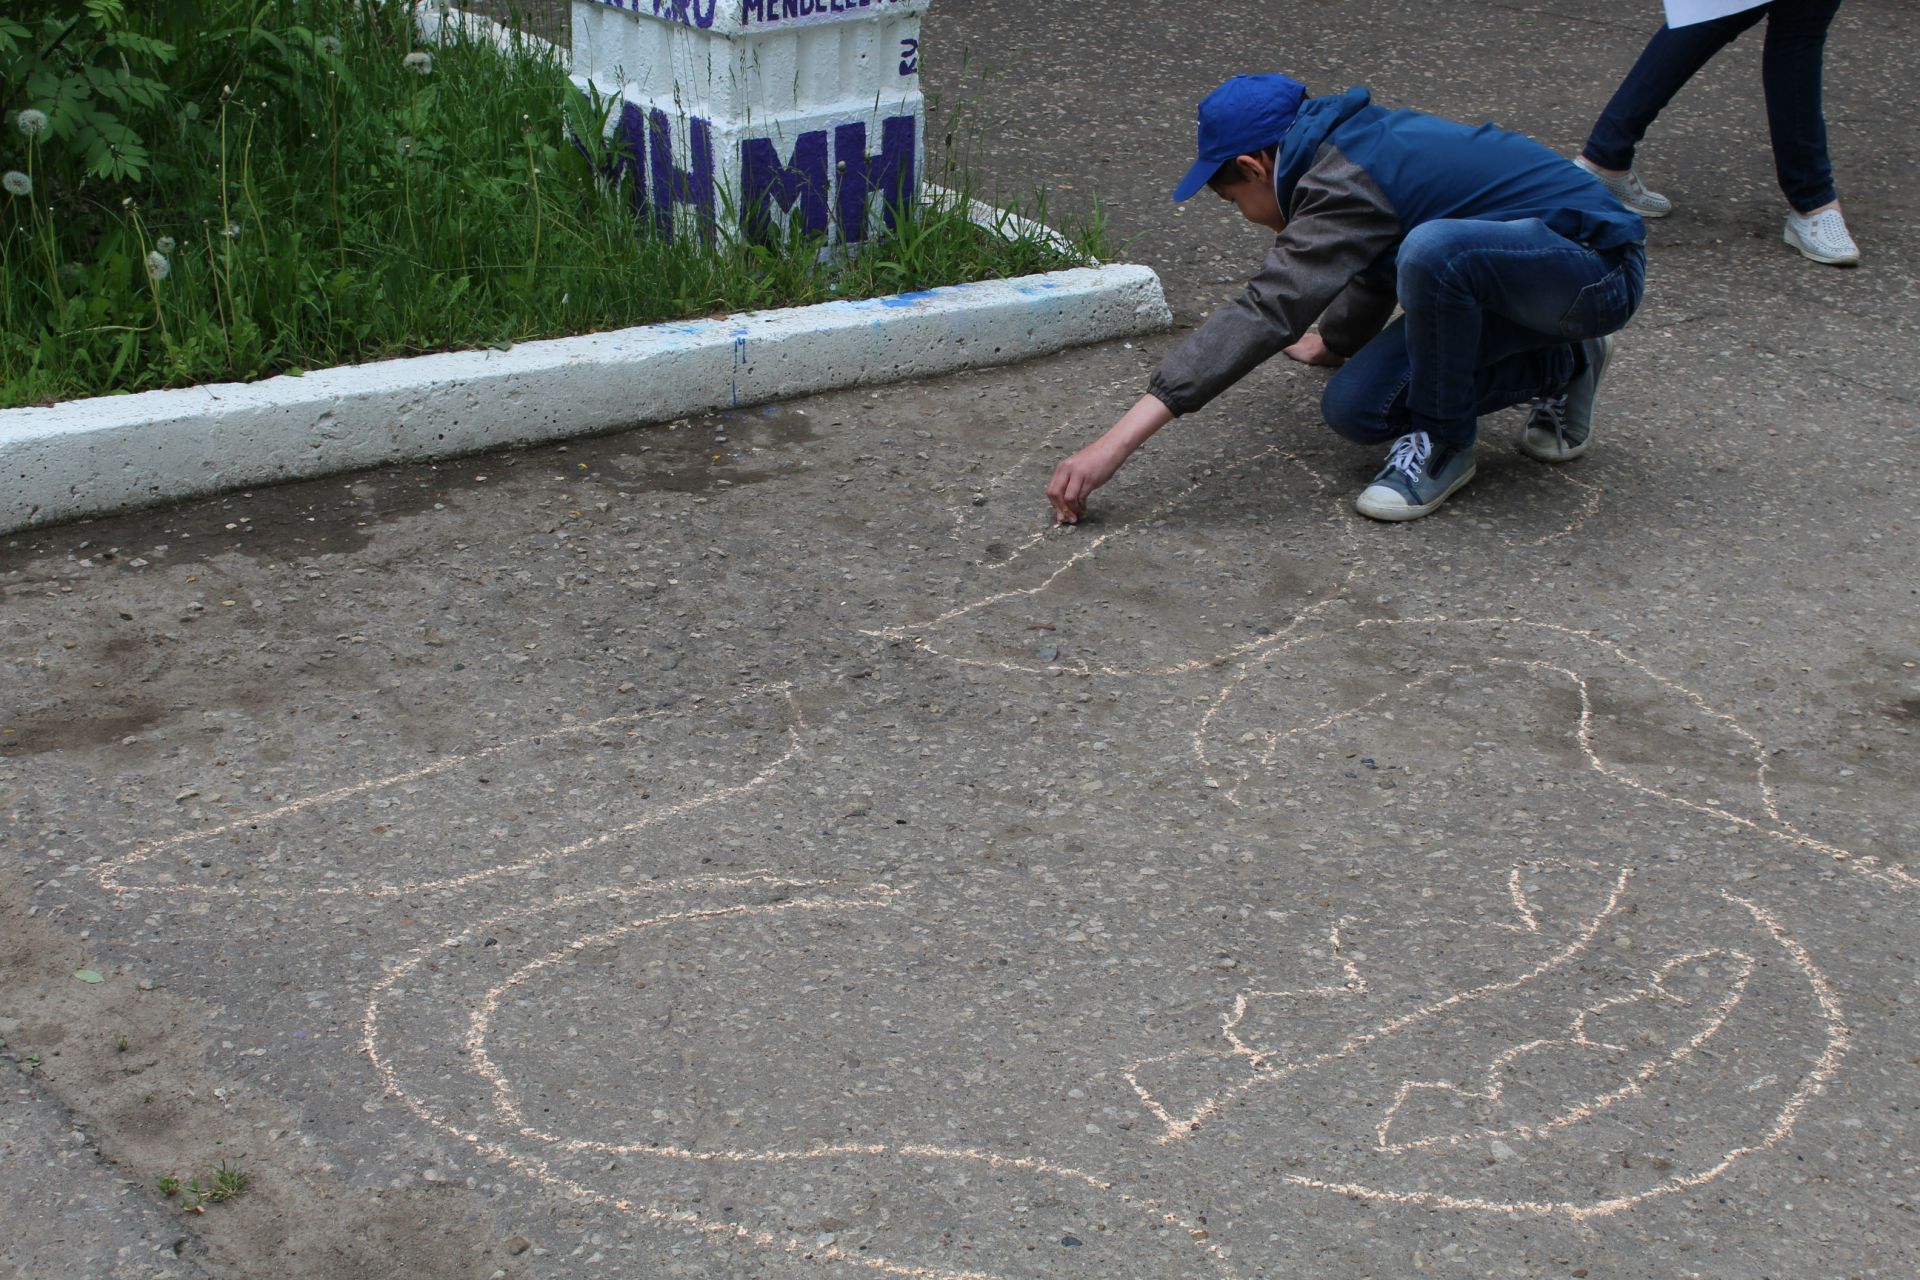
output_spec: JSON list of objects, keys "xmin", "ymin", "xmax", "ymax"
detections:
[
  {"xmin": 1, "ymin": 0, "xmax": 1102, "ymax": 410},
  {"xmin": 156, "ymin": 1161, "xmax": 251, "ymax": 1212}
]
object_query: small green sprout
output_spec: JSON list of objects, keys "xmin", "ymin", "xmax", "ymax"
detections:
[{"xmin": 206, "ymin": 1162, "xmax": 251, "ymax": 1202}]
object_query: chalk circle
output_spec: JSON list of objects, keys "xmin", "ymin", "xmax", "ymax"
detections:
[
  {"xmin": 879, "ymin": 444, "xmax": 1363, "ymax": 678},
  {"xmin": 370, "ymin": 875, "xmax": 1237, "ymax": 1280},
  {"xmin": 98, "ymin": 682, "xmax": 804, "ymax": 902}
]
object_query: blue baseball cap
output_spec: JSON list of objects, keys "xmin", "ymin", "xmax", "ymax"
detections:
[{"xmin": 1171, "ymin": 74, "xmax": 1309, "ymax": 202}]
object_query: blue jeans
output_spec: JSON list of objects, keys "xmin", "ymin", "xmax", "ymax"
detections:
[
  {"xmin": 1321, "ymin": 218, "xmax": 1645, "ymax": 451},
  {"xmin": 1583, "ymin": 0, "xmax": 1843, "ymax": 212}
]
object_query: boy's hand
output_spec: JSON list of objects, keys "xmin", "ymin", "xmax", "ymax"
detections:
[
  {"xmin": 1047, "ymin": 443, "xmax": 1126, "ymax": 523},
  {"xmin": 1045, "ymin": 393, "xmax": 1176, "ymax": 523},
  {"xmin": 1283, "ymin": 331, "xmax": 1346, "ymax": 367}
]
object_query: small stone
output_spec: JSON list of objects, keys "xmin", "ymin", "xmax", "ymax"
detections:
[
  {"xmin": 1060, "ymin": 1235, "xmax": 1082, "ymax": 1247},
  {"xmin": 970, "ymin": 494, "xmax": 986, "ymax": 506},
  {"xmin": 507, "ymin": 1235, "xmax": 531, "ymax": 1256}
]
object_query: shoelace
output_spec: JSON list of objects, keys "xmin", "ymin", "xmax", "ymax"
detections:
[
  {"xmin": 1529, "ymin": 393, "xmax": 1570, "ymax": 450},
  {"xmin": 1383, "ymin": 431, "xmax": 1433, "ymax": 480}
]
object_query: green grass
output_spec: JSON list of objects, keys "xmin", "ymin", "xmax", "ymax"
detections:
[
  {"xmin": 155, "ymin": 1161, "xmax": 251, "ymax": 1211},
  {"xmin": 0, "ymin": 0, "xmax": 1103, "ymax": 410}
]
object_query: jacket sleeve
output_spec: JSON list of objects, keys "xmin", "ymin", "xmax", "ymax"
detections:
[
  {"xmin": 1147, "ymin": 151, "xmax": 1402, "ymax": 416},
  {"xmin": 1315, "ymin": 269, "xmax": 1398, "ymax": 357}
]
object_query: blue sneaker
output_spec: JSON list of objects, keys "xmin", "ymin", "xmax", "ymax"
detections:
[
  {"xmin": 1355, "ymin": 431, "xmax": 1476, "ymax": 522},
  {"xmin": 1520, "ymin": 333, "xmax": 1613, "ymax": 463}
]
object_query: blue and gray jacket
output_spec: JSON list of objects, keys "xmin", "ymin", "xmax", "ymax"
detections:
[{"xmin": 1148, "ymin": 87, "xmax": 1646, "ymax": 416}]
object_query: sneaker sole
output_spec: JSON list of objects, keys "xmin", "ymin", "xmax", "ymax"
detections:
[
  {"xmin": 1782, "ymin": 225, "xmax": 1859, "ymax": 266},
  {"xmin": 1355, "ymin": 462, "xmax": 1477, "ymax": 522},
  {"xmin": 1518, "ymin": 430, "xmax": 1590, "ymax": 463}
]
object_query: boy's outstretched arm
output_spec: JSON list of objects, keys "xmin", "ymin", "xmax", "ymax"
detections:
[{"xmin": 1046, "ymin": 393, "xmax": 1175, "ymax": 523}]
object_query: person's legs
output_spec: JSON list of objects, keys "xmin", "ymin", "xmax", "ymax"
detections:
[
  {"xmin": 1344, "ymin": 219, "xmax": 1643, "ymax": 520},
  {"xmin": 1760, "ymin": 0, "xmax": 1843, "ymax": 212},
  {"xmin": 1321, "ymin": 315, "xmax": 1589, "ymax": 449},
  {"xmin": 1321, "ymin": 320, "xmax": 1413, "ymax": 448},
  {"xmin": 1582, "ymin": 9, "xmax": 1766, "ymax": 171},
  {"xmin": 1396, "ymin": 219, "xmax": 1640, "ymax": 449}
]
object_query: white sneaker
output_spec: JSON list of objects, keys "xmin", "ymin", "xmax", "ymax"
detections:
[
  {"xmin": 1783, "ymin": 207, "xmax": 1860, "ymax": 266},
  {"xmin": 1573, "ymin": 154, "xmax": 1672, "ymax": 218}
]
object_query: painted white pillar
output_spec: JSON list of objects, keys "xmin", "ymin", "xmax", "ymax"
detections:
[{"xmin": 570, "ymin": 0, "xmax": 929, "ymax": 247}]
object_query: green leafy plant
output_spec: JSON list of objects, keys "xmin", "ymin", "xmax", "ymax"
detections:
[{"xmin": 0, "ymin": 1, "xmax": 183, "ymax": 183}]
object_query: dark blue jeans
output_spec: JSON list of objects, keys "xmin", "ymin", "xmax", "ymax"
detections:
[
  {"xmin": 1321, "ymin": 218, "xmax": 1646, "ymax": 451},
  {"xmin": 1583, "ymin": 0, "xmax": 1843, "ymax": 212}
]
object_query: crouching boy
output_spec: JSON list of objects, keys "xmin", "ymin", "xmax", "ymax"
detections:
[{"xmin": 1047, "ymin": 74, "xmax": 1646, "ymax": 523}]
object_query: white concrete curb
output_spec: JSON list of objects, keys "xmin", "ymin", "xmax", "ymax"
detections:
[{"xmin": 1, "ymin": 262, "xmax": 1169, "ymax": 533}]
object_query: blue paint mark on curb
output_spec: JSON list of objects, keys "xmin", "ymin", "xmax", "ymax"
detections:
[{"xmin": 731, "ymin": 331, "xmax": 750, "ymax": 406}]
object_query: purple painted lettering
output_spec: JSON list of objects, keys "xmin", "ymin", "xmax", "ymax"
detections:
[
  {"xmin": 834, "ymin": 115, "xmax": 916, "ymax": 242},
  {"xmin": 740, "ymin": 129, "xmax": 832, "ymax": 240},
  {"xmin": 610, "ymin": 100, "xmax": 652, "ymax": 223},
  {"xmin": 649, "ymin": 107, "xmax": 716, "ymax": 242}
]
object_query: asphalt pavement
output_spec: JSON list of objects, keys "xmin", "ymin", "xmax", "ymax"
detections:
[{"xmin": 3, "ymin": 1, "xmax": 1916, "ymax": 1276}]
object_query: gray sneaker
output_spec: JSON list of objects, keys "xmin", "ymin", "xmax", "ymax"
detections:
[
  {"xmin": 1574, "ymin": 155, "xmax": 1672, "ymax": 219},
  {"xmin": 1355, "ymin": 431, "xmax": 1477, "ymax": 521},
  {"xmin": 1521, "ymin": 333, "xmax": 1613, "ymax": 463}
]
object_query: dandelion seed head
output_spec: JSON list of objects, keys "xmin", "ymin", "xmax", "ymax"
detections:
[
  {"xmin": 155, "ymin": 235, "xmax": 177, "ymax": 254},
  {"xmin": 395, "ymin": 135, "xmax": 415, "ymax": 157},
  {"xmin": 181, "ymin": 102, "xmax": 201, "ymax": 122},
  {"xmin": 403, "ymin": 51, "xmax": 433, "ymax": 75},
  {"xmin": 58, "ymin": 263, "xmax": 81, "ymax": 287},
  {"xmin": 146, "ymin": 250, "xmax": 172, "ymax": 281},
  {"xmin": 318, "ymin": 34, "xmax": 342, "ymax": 55},
  {"xmin": 224, "ymin": 223, "xmax": 242, "ymax": 240},
  {"xmin": 2, "ymin": 170, "xmax": 31, "ymax": 197},
  {"xmin": 15, "ymin": 109, "xmax": 49, "ymax": 139}
]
